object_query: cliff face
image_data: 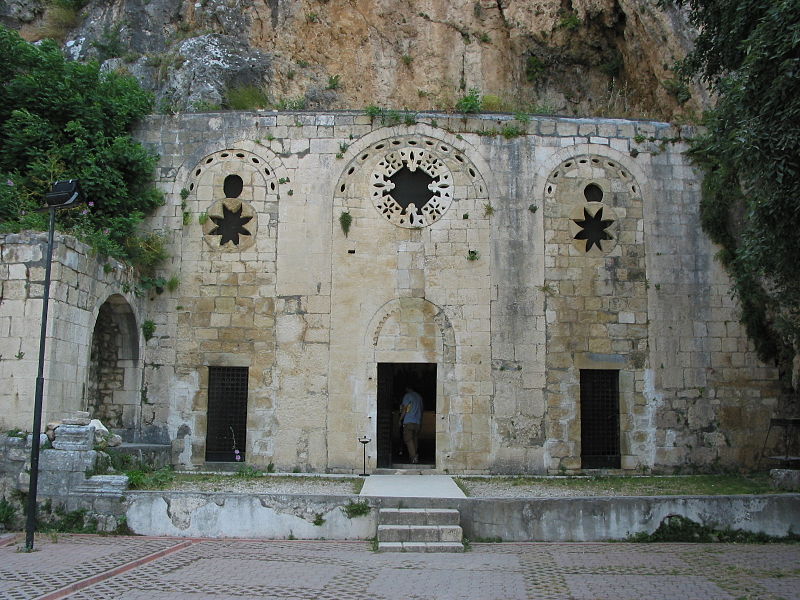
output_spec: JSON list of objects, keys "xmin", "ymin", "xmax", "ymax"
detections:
[{"xmin": 2, "ymin": 0, "xmax": 707, "ymax": 118}]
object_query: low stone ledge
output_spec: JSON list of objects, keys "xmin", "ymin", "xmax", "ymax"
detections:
[
  {"xmin": 121, "ymin": 491, "xmax": 800, "ymax": 541},
  {"xmin": 73, "ymin": 475, "xmax": 129, "ymax": 495},
  {"xmin": 125, "ymin": 492, "xmax": 376, "ymax": 539}
]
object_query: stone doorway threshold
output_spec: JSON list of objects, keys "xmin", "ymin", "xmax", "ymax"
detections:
[
  {"xmin": 359, "ymin": 474, "xmax": 466, "ymax": 499},
  {"xmin": 375, "ymin": 462, "xmax": 436, "ymax": 475}
]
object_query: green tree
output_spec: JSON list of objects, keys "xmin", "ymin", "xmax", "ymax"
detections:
[
  {"xmin": 0, "ymin": 25, "xmax": 164, "ymax": 273},
  {"xmin": 670, "ymin": 0, "xmax": 800, "ymax": 382}
]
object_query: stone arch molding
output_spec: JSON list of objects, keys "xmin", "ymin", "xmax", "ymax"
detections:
[
  {"xmin": 367, "ymin": 298, "xmax": 456, "ymax": 364},
  {"xmin": 543, "ymin": 149, "xmax": 646, "ymax": 256},
  {"xmin": 533, "ymin": 143, "xmax": 651, "ymax": 207},
  {"xmin": 183, "ymin": 143, "xmax": 287, "ymax": 252},
  {"xmin": 335, "ymin": 130, "xmax": 489, "ymax": 229}
]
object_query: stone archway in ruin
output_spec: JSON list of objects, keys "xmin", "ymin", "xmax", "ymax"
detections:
[{"xmin": 87, "ymin": 294, "xmax": 141, "ymax": 438}]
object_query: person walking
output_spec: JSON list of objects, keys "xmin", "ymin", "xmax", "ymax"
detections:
[{"xmin": 399, "ymin": 387, "xmax": 423, "ymax": 463}]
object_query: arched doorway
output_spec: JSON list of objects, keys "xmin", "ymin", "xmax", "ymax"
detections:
[
  {"xmin": 367, "ymin": 298, "xmax": 457, "ymax": 470},
  {"xmin": 87, "ymin": 295, "xmax": 140, "ymax": 438}
]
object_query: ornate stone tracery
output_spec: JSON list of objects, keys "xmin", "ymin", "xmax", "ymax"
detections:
[
  {"xmin": 370, "ymin": 147, "xmax": 454, "ymax": 227},
  {"xmin": 334, "ymin": 133, "xmax": 487, "ymax": 233}
]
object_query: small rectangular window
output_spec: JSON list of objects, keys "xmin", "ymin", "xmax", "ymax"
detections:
[
  {"xmin": 206, "ymin": 366, "xmax": 248, "ymax": 462},
  {"xmin": 580, "ymin": 369, "xmax": 620, "ymax": 469}
]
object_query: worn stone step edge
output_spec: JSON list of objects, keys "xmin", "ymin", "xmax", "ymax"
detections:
[
  {"xmin": 378, "ymin": 541, "xmax": 464, "ymax": 553},
  {"xmin": 379, "ymin": 508, "xmax": 460, "ymax": 526},
  {"xmin": 72, "ymin": 475, "xmax": 129, "ymax": 494},
  {"xmin": 377, "ymin": 524, "xmax": 463, "ymax": 543}
]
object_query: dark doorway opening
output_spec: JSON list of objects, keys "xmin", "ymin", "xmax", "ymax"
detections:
[
  {"xmin": 580, "ymin": 369, "xmax": 621, "ymax": 468},
  {"xmin": 377, "ymin": 363, "xmax": 436, "ymax": 467},
  {"xmin": 206, "ymin": 366, "xmax": 249, "ymax": 462}
]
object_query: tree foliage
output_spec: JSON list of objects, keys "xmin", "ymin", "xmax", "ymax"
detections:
[
  {"xmin": 0, "ymin": 25, "xmax": 164, "ymax": 273},
  {"xmin": 671, "ymin": 0, "xmax": 800, "ymax": 380}
]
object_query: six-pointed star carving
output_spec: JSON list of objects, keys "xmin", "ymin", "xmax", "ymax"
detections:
[
  {"xmin": 208, "ymin": 203, "xmax": 253, "ymax": 246},
  {"xmin": 572, "ymin": 206, "xmax": 614, "ymax": 252}
]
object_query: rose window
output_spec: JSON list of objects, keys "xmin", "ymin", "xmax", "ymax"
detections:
[{"xmin": 371, "ymin": 148, "xmax": 453, "ymax": 228}]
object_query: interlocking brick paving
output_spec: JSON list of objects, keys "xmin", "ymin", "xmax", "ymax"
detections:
[
  {"xmin": 564, "ymin": 574, "xmax": 733, "ymax": 600},
  {"xmin": 551, "ymin": 546, "xmax": 692, "ymax": 571},
  {"xmin": 714, "ymin": 546, "xmax": 800, "ymax": 571},
  {"xmin": 0, "ymin": 535, "xmax": 183, "ymax": 600},
  {"xmin": 755, "ymin": 577, "xmax": 800, "ymax": 600},
  {"xmin": 367, "ymin": 569, "xmax": 527, "ymax": 600},
  {"xmin": 1, "ymin": 536, "xmax": 797, "ymax": 600}
]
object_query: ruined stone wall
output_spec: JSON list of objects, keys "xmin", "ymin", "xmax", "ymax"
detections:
[{"xmin": 0, "ymin": 232, "xmax": 148, "ymax": 432}]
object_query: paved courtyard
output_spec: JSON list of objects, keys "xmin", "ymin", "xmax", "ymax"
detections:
[{"xmin": 0, "ymin": 533, "xmax": 798, "ymax": 600}]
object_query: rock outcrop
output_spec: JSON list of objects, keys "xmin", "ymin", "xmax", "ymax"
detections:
[{"xmin": 4, "ymin": 0, "xmax": 707, "ymax": 118}]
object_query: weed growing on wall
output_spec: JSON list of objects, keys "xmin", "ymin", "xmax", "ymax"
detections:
[
  {"xmin": 339, "ymin": 210, "xmax": 352, "ymax": 237},
  {"xmin": 558, "ymin": 10, "xmax": 581, "ymax": 31},
  {"xmin": 326, "ymin": 75, "xmax": 341, "ymax": 90},
  {"xmin": 342, "ymin": 500, "xmax": 370, "ymax": 519},
  {"xmin": 39, "ymin": 506, "xmax": 98, "ymax": 534},
  {"xmin": 142, "ymin": 320, "xmax": 156, "ymax": 341},
  {"xmin": 629, "ymin": 515, "xmax": 800, "ymax": 543},
  {"xmin": 456, "ymin": 89, "xmax": 482, "ymax": 113},
  {"xmin": 480, "ymin": 94, "xmax": 505, "ymax": 112}
]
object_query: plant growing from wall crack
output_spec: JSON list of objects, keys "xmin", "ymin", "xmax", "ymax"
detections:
[
  {"xmin": 339, "ymin": 210, "xmax": 352, "ymax": 237},
  {"xmin": 142, "ymin": 320, "xmax": 156, "ymax": 341}
]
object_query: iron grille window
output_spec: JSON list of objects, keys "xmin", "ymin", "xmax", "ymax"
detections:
[
  {"xmin": 580, "ymin": 369, "xmax": 621, "ymax": 469},
  {"xmin": 206, "ymin": 366, "xmax": 249, "ymax": 462}
]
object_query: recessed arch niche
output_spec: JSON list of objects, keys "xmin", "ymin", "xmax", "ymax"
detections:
[{"xmin": 87, "ymin": 294, "xmax": 141, "ymax": 435}]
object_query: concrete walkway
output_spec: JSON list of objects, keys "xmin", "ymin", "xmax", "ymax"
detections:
[
  {"xmin": 359, "ymin": 474, "xmax": 466, "ymax": 498},
  {"xmin": 1, "ymin": 533, "xmax": 798, "ymax": 599}
]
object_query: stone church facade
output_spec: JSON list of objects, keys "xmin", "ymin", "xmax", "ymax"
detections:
[{"xmin": 0, "ymin": 111, "xmax": 781, "ymax": 474}]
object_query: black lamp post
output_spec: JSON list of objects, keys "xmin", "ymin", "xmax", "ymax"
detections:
[
  {"xmin": 358, "ymin": 435, "xmax": 371, "ymax": 477},
  {"xmin": 25, "ymin": 180, "xmax": 85, "ymax": 551}
]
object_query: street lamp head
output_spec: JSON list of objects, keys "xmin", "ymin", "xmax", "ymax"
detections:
[{"xmin": 45, "ymin": 179, "xmax": 84, "ymax": 208}]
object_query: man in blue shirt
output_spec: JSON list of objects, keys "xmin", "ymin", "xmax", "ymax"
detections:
[{"xmin": 399, "ymin": 387, "xmax": 423, "ymax": 464}]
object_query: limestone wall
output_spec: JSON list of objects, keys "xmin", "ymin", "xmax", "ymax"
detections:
[
  {"xmin": 0, "ymin": 111, "xmax": 781, "ymax": 474},
  {"xmin": 0, "ymin": 232, "xmax": 150, "ymax": 436},
  {"xmin": 131, "ymin": 110, "xmax": 779, "ymax": 474}
]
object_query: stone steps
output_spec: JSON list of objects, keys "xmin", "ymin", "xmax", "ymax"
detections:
[{"xmin": 377, "ymin": 508, "xmax": 464, "ymax": 553}]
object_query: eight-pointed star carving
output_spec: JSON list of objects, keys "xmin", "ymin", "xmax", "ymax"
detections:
[
  {"xmin": 572, "ymin": 206, "xmax": 614, "ymax": 252},
  {"xmin": 208, "ymin": 203, "xmax": 253, "ymax": 246}
]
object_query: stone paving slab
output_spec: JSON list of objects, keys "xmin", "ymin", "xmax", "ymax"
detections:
[
  {"xmin": 0, "ymin": 535, "xmax": 798, "ymax": 599},
  {"xmin": 360, "ymin": 475, "xmax": 465, "ymax": 498}
]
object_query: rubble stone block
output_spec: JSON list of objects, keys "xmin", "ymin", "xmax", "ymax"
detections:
[
  {"xmin": 770, "ymin": 469, "xmax": 800, "ymax": 491},
  {"xmin": 52, "ymin": 425, "xmax": 95, "ymax": 451}
]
